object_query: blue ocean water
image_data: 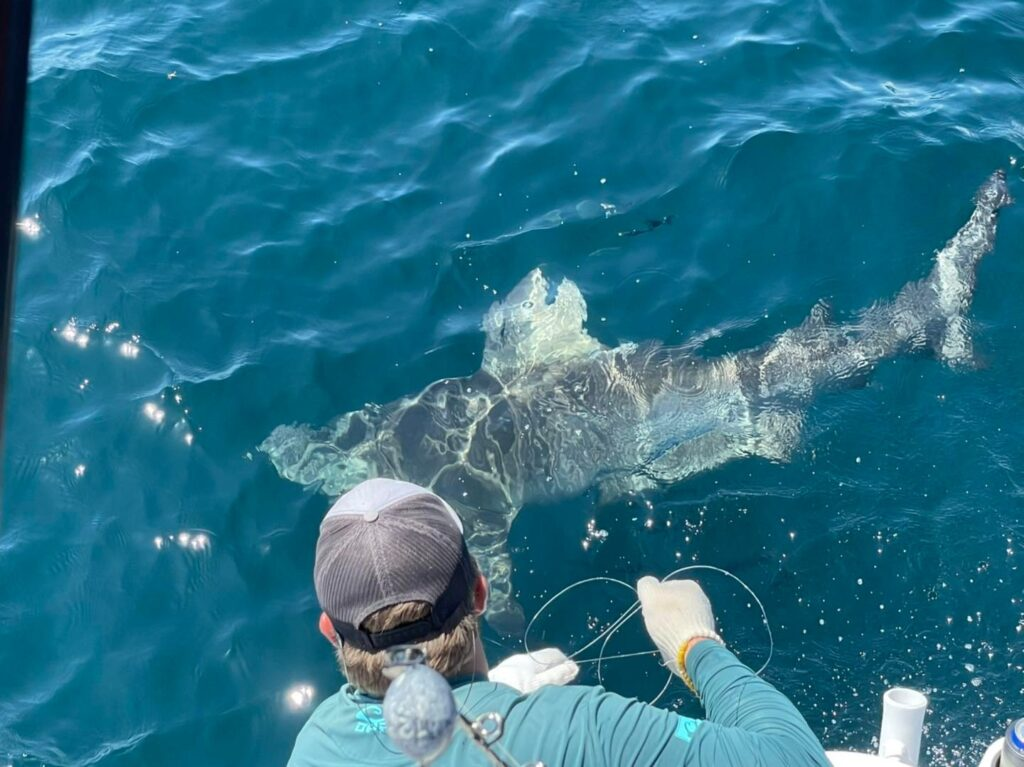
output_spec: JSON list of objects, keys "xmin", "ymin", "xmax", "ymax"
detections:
[{"xmin": 3, "ymin": 0, "xmax": 1024, "ymax": 764}]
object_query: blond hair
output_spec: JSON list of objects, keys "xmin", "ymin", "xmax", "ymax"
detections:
[{"xmin": 338, "ymin": 601, "xmax": 479, "ymax": 697}]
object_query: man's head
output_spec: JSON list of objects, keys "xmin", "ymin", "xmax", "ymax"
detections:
[{"xmin": 313, "ymin": 478, "xmax": 487, "ymax": 696}]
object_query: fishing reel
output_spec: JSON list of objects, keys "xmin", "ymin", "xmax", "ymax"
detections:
[{"xmin": 381, "ymin": 646, "xmax": 542, "ymax": 767}]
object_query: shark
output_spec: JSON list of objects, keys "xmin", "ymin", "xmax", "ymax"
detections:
[{"xmin": 262, "ymin": 171, "xmax": 1012, "ymax": 631}]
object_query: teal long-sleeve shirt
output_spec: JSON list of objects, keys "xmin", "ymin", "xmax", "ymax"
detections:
[{"xmin": 288, "ymin": 642, "xmax": 830, "ymax": 767}]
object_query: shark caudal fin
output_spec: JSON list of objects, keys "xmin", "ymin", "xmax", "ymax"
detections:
[
  {"xmin": 928, "ymin": 170, "xmax": 1013, "ymax": 365},
  {"xmin": 975, "ymin": 168, "xmax": 1014, "ymax": 210}
]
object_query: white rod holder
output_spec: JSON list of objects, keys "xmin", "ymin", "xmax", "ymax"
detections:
[{"xmin": 878, "ymin": 688, "xmax": 928, "ymax": 766}]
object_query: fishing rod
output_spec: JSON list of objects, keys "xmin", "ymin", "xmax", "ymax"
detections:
[{"xmin": 0, "ymin": 0, "xmax": 33, "ymax": 514}]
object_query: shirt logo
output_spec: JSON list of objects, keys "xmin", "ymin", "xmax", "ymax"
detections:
[
  {"xmin": 355, "ymin": 705, "xmax": 387, "ymax": 734},
  {"xmin": 673, "ymin": 716, "xmax": 701, "ymax": 743}
]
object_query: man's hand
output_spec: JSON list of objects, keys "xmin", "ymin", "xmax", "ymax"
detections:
[
  {"xmin": 636, "ymin": 577, "xmax": 722, "ymax": 677},
  {"xmin": 488, "ymin": 648, "xmax": 579, "ymax": 693}
]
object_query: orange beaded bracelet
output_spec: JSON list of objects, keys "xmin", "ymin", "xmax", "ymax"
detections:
[{"xmin": 676, "ymin": 636, "xmax": 720, "ymax": 695}]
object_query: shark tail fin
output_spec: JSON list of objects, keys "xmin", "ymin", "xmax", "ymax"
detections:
[
  {"xmin": 974, "ymin": 169, "xmax": 1014, "ymax": 210},
  {"xmin": 928, "ymin": 170, "xmax": 1012, "ymax": 366}
]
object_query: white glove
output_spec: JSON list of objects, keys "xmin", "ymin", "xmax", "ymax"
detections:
[
  {"xmin": 488, "ymin": 647, "xmax": 579, "ymax": 693},
  {"xmin": 636, "ymin": 577, "xmax": 722, "ymax": 677}
]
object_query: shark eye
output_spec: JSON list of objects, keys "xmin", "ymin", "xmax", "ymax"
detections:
[{"xmin": 521, "ymin": 300, "xmax": 534, "ymax": 309}]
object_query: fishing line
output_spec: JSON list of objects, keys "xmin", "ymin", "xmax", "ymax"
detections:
[
  {"xmin": 346, "ymin": 567, "xmax": 772, "ymax": 760},
  {"xmin": 522, "ymin": 564, "xmax": 774, "ymax": 705}
]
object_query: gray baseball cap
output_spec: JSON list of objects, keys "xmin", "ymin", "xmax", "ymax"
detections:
[{"xmin": 314, "ymin": 478, "xmax": 476, "ymax": 652}]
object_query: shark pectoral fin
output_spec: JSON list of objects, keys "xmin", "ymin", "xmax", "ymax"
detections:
[
  {"xmin": 640, "ymin": 431, "xmax": 744, "ymax": 484},
  {"xmin": 481, "ymin": 269, "xmax": 604, "ymax": 382},
  {"xmin": 597, "ymin": 472, "xmax": 658, "ymax": 504},
  {"xmin": 259, "ymin": 423, "xmax": 344, "ymax": 492},
  {"xmin": 753, "ymin": 407, "xmax": 804, "ymax": 462},
  {"xmin": 451, "ymin": 499, "xmax": 525, "ymax": 636},
  {"xmin": 482, "ymin": 567, "xmax": 525, "ymax": 636},
  {"xmin": 258, "ymin": 411, "xmax": 380, "ymax": 496}
]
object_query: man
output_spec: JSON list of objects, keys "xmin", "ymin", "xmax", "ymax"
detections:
[{"xmin": 290, "ymin": 478, "xmax": 831, "ymax": 767}]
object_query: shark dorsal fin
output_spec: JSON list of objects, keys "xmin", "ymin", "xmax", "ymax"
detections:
[{"xmin": 481, "ymin": 269, "xmax": 604, "ymax": 383}]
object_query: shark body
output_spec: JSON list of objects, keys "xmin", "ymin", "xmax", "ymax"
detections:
[{"xmin": 263, "ymin": 171, "xmax": 1012, "ymax": 630}]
